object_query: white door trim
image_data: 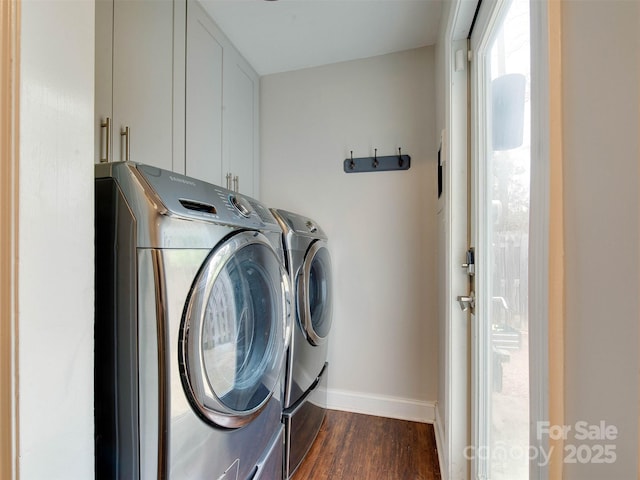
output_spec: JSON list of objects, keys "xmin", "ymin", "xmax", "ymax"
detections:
[
  {"xmin": 527, "ymin": 1, "xmax": 551, "ymax": 478},
  {"xmin": 438, "ymin": 1, "xmax": 476, "ymax": 478}
]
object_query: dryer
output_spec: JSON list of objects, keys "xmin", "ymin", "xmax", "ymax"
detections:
[
  {"xmin": 95, "ymin": 162, "xmax": 290, "ymax": 480},
  {"xmin": 271, "ymin": 209, "xmax": 333, "ymax": 479}
]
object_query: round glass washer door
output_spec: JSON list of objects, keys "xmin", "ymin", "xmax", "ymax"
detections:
[
  {"xmin": 297, "ymin": 239, "xmax": 333, "ymax": 346},
  {"xmin": 179, "ymin": 231, "xmax": 290, "ymax": 429}
]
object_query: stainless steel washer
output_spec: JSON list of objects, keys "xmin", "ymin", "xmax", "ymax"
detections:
[
  {"xmin": 95, "ymin": 162, "xmax": 290, "ymax": 480},
  {"xmin": 271, "ymin": 209, "xmax": 333, "ymax": 479}
]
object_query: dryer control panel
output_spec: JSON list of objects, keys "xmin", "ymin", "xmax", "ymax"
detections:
[{"xmin": 272, "ymin": 209, "xmax": 327, "ymax": 240}]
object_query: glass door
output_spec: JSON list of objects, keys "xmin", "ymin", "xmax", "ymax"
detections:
[
  {"xmin": 470, "ymin": 0, "xmax": 531, "ymax": 478},
  {"xmin": 179, "ymin": 231, "xmax": 290, "ymax": 429}
]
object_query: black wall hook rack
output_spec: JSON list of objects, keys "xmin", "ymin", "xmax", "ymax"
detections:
[{"xmin": 344, "ymin": 148, "xmax": 411, "ymax": 173}]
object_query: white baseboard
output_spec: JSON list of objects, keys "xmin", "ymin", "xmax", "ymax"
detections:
[
  {"xmin": 434, "ymin": 404, "xmax": 447, "ymax": 480},
  {"xmin": 325, "ymin": 388, "xmax": 436, "ymax": 424}
]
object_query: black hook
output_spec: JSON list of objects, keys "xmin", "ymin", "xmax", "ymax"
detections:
[
  {"xmin": 398, "ymin": 147, "xmax": 404, "ymax": 167},
  {"xmin": 349, "ymin": 150, "xmax": 355, "ymax": 170},
  {"xmin": 373, "ymin": 148, "xmax": 378, "ymax": 168}
]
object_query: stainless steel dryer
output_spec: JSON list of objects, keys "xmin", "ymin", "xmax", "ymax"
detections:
[
  {"xmin": 95, "ymin": 162, "xmax": 290, "ymax": 480},
  {"xmin": 271, "ymin": 209, "xmax": 333, "ymax": 479}
]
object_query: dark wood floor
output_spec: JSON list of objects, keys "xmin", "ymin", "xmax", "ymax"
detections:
[{"xmin": 292, "ymin": 410, "xmax": 441, "ymax": 480}]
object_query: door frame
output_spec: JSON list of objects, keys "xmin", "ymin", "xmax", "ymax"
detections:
[
  {"xmin": 441, "ymin": 0, "xmax": 551, "ymax": 478},
  {"xmin": 0, "ymin": 0, "xmax": 20, "ymax": 478},
  {"xmin": 438, "ymin": 1, "xmax": 475, "ymax": 478},
  {"xmin": 528, "ymin": 1, "xmax": 553, "ymax": 478},
  {"xmin": 468, "ymin": 5, "xmax": 504, "ymax": 478}
]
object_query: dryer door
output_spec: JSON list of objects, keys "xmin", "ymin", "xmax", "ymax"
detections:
[
  {"xmin": 297, "ymin": 239, "xmax": 333, "ymax": 346},
  {"xmin": 179, "ymin": 231, "xmax": 290, "ymax": 429}
]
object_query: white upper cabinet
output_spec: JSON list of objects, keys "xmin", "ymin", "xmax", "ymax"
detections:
[
  {"xmin": 185, "ymin": 1, "xmax": 224, "ymax": 187},
  {"xmin": 222, "ymin": 46, "xmax": 260, "ymax": 198},
  {"xmin": 95, "ymin": 0, "xmax": 259, "ymax": 197},
  {"xmin": 95, "ymin": 0, "xmax": 113, "ymax": 164},
  {"xmin": 185, "ymin": 0, "xmax": 259, "ymax": 197},
  {"xmin": 95, "ymin": 0, "xmax": 176, "ymax": 170}
]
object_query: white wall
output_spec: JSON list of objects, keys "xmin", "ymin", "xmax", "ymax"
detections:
[
  {"xmin": 260, "ymin": 48, "xmax": 438, "ymax": 421},
  {"xmin": 19, "ymin": 0, "xmax": 95, "ymax": 478},
  {"xmin": 562, "ymin": 1, "xmax": 639, "ymax": 478}
]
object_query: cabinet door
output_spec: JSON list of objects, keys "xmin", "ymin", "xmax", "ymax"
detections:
[
  {"xmin": 112, "ymin": 0, "xmax": 174, "ymax": 169},
  {"xmin": 223, "ymin": 49, "xmax": 259, "ymax": 197},
  {"xmin": 95, "ymin": 0, "xmax": 113, "ymax": 164},
  {"xmin": 185, "ymin": 0, "xmax": 224, "ymax": 186}
]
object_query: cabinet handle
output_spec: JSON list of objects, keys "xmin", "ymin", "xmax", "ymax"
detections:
[
  {"xmin": 100, "ymin": 117, "xmax": 111, "ymax": 163},
  {"xmin": 233, "ymin": 175, "xmax": 239, "ymax": 192},
  {"xmin": 121, "ymin": 126, "xmax": 130, "ymax": 162}
]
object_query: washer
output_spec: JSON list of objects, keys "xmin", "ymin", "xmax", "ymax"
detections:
[
  {"xmin": 271, "ymin": 209, "xmax": 333, "ymax": 479},
  {"xmin": 95, "ymin": 162, "xmax": 290, "ymax": 480}
]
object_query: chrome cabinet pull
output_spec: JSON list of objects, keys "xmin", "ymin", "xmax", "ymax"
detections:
[
  {"xmin": 121, "ymin": 126, "xmax": 130, "ymax": 162},
  {"xmin": 224, "ymin": 173, "xmax": 239, "ymax": 192},
  {"xmin": 100, "ymin": 117, "xmax": 111, "ymax": 163}
]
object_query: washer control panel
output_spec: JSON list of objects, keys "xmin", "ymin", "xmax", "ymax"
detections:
[
  {"xmin": 135, "ymin": 163, "xmax": 277, "ymax": 228},
  {"xmin": 229, "ymin": 195, "xmax": 252, "ymax": 218}
]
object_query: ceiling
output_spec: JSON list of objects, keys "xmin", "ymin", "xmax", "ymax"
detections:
[{"xmin": 200, "ymin": 0, "xmax": 444, "ymax": 76}]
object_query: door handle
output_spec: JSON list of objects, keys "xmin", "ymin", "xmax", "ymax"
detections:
[{"xmin": 457, "ymin": 293, "xmax": 475, "ymax": 311}]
